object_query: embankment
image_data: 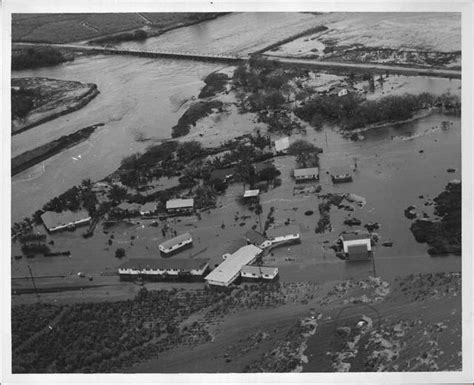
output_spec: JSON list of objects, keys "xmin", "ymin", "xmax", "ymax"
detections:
[{"xmin": 12, "ymin": 123, "xmax": 104, "ymax": 176}]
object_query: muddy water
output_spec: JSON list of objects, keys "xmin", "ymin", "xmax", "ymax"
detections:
[{"xmin": 11, "ymin": 55, "xmax": 220, "ymax": 222}]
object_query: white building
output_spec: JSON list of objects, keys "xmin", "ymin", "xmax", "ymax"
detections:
[
  {"xmin": 166, "ymin": 198, "xmax": 194, "ymax": 213},
  {"xmin": 274, "ymin": 137, "xmax": 290, "ymax": 154},
  {"xmin": 40, "ymin": 210, "xmax": 91, "ymax": 233},
  {"xmin": 159, "ymin": 232, "xmax": 193, "ymax": 256},
  {"xmin": 118, "ymin": 258, "xmax": 209, "ymax": 281},
  {"xmin": 205, "ymin": 244, "xmax": 263, "ymax": 287},
  {"xmin": 294, "ymin": 167, "xmax": 319, "ymax": 182},
  {"xmin": 266, "ymin": 225, "xmax": 301, "ymax": 246},
  {"xmin": 140, "ymin": 202, "xmax": 157, "ymax": 216},
  {"xmin": 240, "ymin": 265, "xmax": 279, "ymax": 281},
  {"xmin": 338, "ymin": 88, "xmax": 348, "ymax": 97},
  {"xmin": 339, "ymin": 233, "xmax": 372, "ymax": 261}
]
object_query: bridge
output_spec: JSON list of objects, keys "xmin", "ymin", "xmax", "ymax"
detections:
[{"xmin": 13, "ymin": 42, "xmax": 461, "ymax": 79}]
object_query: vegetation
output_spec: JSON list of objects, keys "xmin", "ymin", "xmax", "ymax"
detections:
[
  {"xmin": 295, "ymin": 92, "xmax": 460, "ymax": 131},
  {"xmin": 115, "ymin": 248, "xmax": 126, "ymax": 259},
  {"xmin": 11, "ymin": 87, "xmax": 38, "ymax": 119},
  {"xmin": 288, "ymin": 140, "xmax": 322, "ymax": 168},
  {"xmin": 12, "ymin": 47, "xmax": 72, "ymax": 70},
  {"xmin": 171, "ymin": 100, "xmax": 223, "ymax": 138},
  {"xmin": 90, "ymin": 29, "xmax": 147, "ymax": 44},
  {"xmin": 199, "ymin": 72, "xmax": 229, "ymax": 98},
  {"xmin": 410, "ymin": 181, "xmax": 461, "ymax": 255}
]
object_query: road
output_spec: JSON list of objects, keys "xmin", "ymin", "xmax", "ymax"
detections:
[{"xmin": 13, "ymin": 42, "xmax": 461, "ymax": 79}]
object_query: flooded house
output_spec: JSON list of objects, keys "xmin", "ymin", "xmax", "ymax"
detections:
[
  {"xmin": 294, "ymin": 167, "xmax": 319, "ymax": 183},
  {"xmin": 165, "ymin": 198, "xmax": 194, "ymax": 214},
  {"xmin": 118, "ymin": 258, "xmax": 209, "ymax": 281},
  {"xmin": 337, "ymin": 88, "xmax": 348, "ymax": 97},
  {"xmin": 243, "ymin": 189, "xmax": 260, "ymax": 203},
  {"xmin": 330, "ymin": 166, "xmax": 354, "ymax": 183},
  {"xmin": 113, "ymin": 202, "xmax": 141, "ymax": 216},
  {"xmin": 240, "ymin": 265, "xmax": 279, "ymax": 282},
  {"xmin": 274, "ymin": 137, "xmax": 290, "ymax": 154},
  {"xmin": 139, "ymin": 202, "xmax": 157, "ymax": 216},
  {"xmin": 339, "ymin": 233, "xmax": 372, "ymax": 261},
  {"xmin": 244, "ymin": 229, "xmax": 272, "ymax": 249},
  {"xmin": 266, "ymin": 225, "xmax": 301, "ymax": 247},
  {"xmin": 205, "ymin": 244, "xmax": 263, "ymax": 287},
  {"xmin": 40, "ymin": 210, "xmax": 91, "ymax": 233},
  {"xmin": 159, "ymin": 232, "xmax": 193, "ymax": 256}
]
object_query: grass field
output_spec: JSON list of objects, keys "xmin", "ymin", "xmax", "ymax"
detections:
[{"xmin": 11, "ymin": 13, "xmax": 221, "ymax": 44}]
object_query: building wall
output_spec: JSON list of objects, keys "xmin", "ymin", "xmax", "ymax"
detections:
[{"xmin": 342, "ymin": 239, "xmax": 371, "ymax": 253}]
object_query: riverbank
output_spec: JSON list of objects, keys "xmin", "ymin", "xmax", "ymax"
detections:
[
  {"xmin": 11, "ymin": 77, "xmax": 100, "ymax": 135},
  {"xmin": 12, "ymin": 123, "xmax": 104, "ymax": 176}
]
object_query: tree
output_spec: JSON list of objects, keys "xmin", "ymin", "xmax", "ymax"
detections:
[
  {"xmin": 258, "ymin": 164, "xmax": 281, "ymax": 181},
  {"xmin": 108, "ymin": 185, "xmax": 127, "ymax": 204},
  {"xmin": 115, "ymin": 248, "xmax": 126, "ymax": 259}
]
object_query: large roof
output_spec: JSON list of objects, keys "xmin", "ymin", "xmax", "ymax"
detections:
[
  {"xmin": 205, "ymin": 244, "xmax": 262, "ymax": 284},
  {"xmin": 267, "ymin": 225, "xmax": 301, "ymax": 238},
  {"xmin": 159, "ymin": 232, "xmax": 192, "ymax": 250},
  {"xmin": 41, "ymin": 210, "xmax": 90, "ymax": 230},
  {"xmin": 294, "ymin": 167, "xmax": 319, "ymax": 177},
  {"xmin": 341, "ymin": 232, "xmax": 370, "ymax": 241},
  {"xmin": 119, "ymin": 258, "xmax": 209, "ymax": 271},
  {"xmin": 166, "ymin": 198, "xmax": 194, "ymax": 210},
  {"xmin": 244, "ymin": 229, "xmax": 267, "ymax": 245}
]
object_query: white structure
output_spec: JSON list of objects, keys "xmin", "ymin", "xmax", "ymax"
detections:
[
  {"xmin": 294, "ymin": 167, "xmax": 319, "ymax": 182},
  {"xmin": 240, "ymin": 265, "xmax": 279, "ymax": 280},
  {"xmin": 205, "ymin": 244, "xmax": 263, "ymax": 287},
  {"xmin": 340, "ymin": 233, "xmax": 372, "ymax": 253},
  {"xmin": 118, "ymin": 258, "xmax": 209, "ymax": 280},
  {"xmin": 159, "ymin": 232, "xmax": 193, "ymax": 255},
  {"xmin": 41, "ymin": 210, "xmax": 91, "ymax": 233},
  {"xmin": 267, "ymin": 225, "xmax": 301, "ymax": 246},
  {"xmin": 166, "ymin": 198, "xmax": 194, "ymax": 213},
  {"xmin": 243, "ymin": 189, "xmax": 260, "ymax": 199},
  {"xmin": 274, "ymin": 137, "xmax": 290, "ymax": 154},
  {"xmin": 338, "ymin": 88, "xmax": 348, "ymax": 97}
]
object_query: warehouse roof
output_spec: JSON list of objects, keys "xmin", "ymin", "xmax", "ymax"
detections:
[
  {"xmin": 41, "ymin": 210, "xmax": 91, "ymax": 230},
  {"xmin": 294, "ymin": 167, "xmax": 319, "ymax": 177},
  {"xmin": 119, "ymin": 258, "xmax": 209, "ymax": 271},
  {"xmin": 159, "ymin": 232, "xmax": 192, "ymax": 250},
  {"xmin": 166, "ymin": 198, "xmax": 194, "ymax": 210},
  {"xmin": 205, "ymin": 244, "xmax": 262, "ymax": 285}
]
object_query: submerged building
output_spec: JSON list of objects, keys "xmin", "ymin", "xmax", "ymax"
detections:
[
  {"xmin": 339, "ymin": 233, "xmax": 372, "ymax": 261},
  {"xmin": 40, "ymin": 210, "xmax": 91, "ymax": 233},
  {"xmin": 166, "ymin": 198, "xmax": 194, "ymax": 214},
  {"xmin": 159, "ymin": 232, "xmax": 193, "ymax": 256},
  {"xmin": 293, "ymin": 167, "xmax": 319, "ymax": 182},
  {"xmin": 240, "ymin": 265, "xmax": 279, "ymax": 282},
  {"xmin": 330, "ymin": 166, "xmax": 353, "ymax": 183}
]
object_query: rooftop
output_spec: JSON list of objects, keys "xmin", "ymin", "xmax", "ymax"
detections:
[
  {"xmin": 119, "ymin": 258, "xmax": 209, "ymax": 271},
  {"xmin": 159, "ymin": 232, "xmax": 192, "ymax": 250},
  {"xmin": 241, "ymin": 265, "xmax": 278, "ymax": 276},
  {"xmin": 347, "ymin": 244, "xmax": 371, "ymax": 260},
  {"xmin": 274, "ymin": 137, "xmax": 290, "ymax": 152},
  {"xmin": 205, "ymin": 244, "xmax": 262, "ymax": 284},
  {"xmin": 166, "ymin": 198, "xmax": 194, "ymax": 210},
  {"xmin": 244, "ymin": 229, "xmax": 267, "ymax": 245},
  {"xmin": 140, "ymin": 202, "xmax": 157, "ymax": 212},
  {"xmin": 243, "ymin": 189, "xmax": 260, "ymax": 198},
  {"xmin": 330, "ymin": 166, "xmax": 353, "ymax": 176},
  {"xmin": 294, "ymin": 167, "xmax": 319, "ymax": 177},
  {"xmin": 41, "ymin": 210, "xmax": 91, "ymax": 230},
  {"xmin": 116, "ymin": 202, "xmax": 141, "ymax": 211},
  {"xmin": 341, "ymin": 232, "xmax": 371, "ymax": 241}
]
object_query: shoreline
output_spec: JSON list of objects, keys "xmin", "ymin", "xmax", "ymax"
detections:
[{"xmin": 12, "ymin": 84, "xmax": 100, "ymax": 136}]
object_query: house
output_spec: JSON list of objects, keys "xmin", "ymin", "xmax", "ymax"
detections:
[
  {"xmin": 205, "ymin": 244, "xmax": 263, "ymax": 287},
  {"xmin": 118, "ymin": 258, "xmax": 209, "ymax": 281},
  {"xmin": 240, "ymin": 265, "xmax": 279, "ymax": 282},
  {"xmin": 244, "ymin": 229, "xmax": 272, "ymax": 249},
  {"xmin": 274, "ymin": 137, "xmax": 290, "ymax": 154},
  {"xmin": 338, "ymin": 88, "xmax": 348, "ymax": 97},
  {"xmin": 41, "ymin": 210, "xmax": 91, "ymax": 233},
  {"xmin": 159, "ymin": 232, "xmax": 193, "ymax": 256},
  {"xmin": 113, "ymin": 202, "xmax": 141, "ymax": 217},
  {"xmin": 209, "ymin": 167, "xmax": 235, "ymax": 184},
  {"xmin": 166, "ymin": 198, "xmax": 194, "ymax": 214},
  {"xmin": 139, "ymin": 202, "xmax": 157, "ymax": 216},
  {"xmin": 339, "ymin": 233, "xmax": 372, "ymax": 261},
  {"xmin": 294, "ymin": 167, "xmax": 319, "ymax": 182},
  {"xmin": 243, "ymin": 189, "xmax": 260, "ymax": 201},
  {"xmin": 266, "ymin": 225, "xmax": 301, "ymax": 247},
  {"xmin": 330, "ymin": 166, "xmax": 353, "ymax": 183}
]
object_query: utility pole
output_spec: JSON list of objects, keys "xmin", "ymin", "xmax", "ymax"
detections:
[
  {"xmin": 371, "ymin": 250, "xmax": 376, "ymax": 277},
  {"xmin": 27, "ymin": 264, "xmax": 40, "ymax": 302}
]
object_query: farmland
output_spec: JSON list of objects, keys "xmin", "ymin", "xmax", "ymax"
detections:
[{"xmin": 11, "ymin": 13, "xmax": 222, "ymax": 44}]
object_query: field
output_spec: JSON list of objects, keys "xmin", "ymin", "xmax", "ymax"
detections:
[{"xmin": 11, "ymin": 13, "xmax": 221, "ymax": 44}]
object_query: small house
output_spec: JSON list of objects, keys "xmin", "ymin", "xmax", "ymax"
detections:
[
  {"xmin": 243, "ymin": 189, "xmax": 260, "ymax": 202},
  {"xmin": 244, "ymin": 229, "xmax": 272, "ymax": 249},
  {"xmin": 339, "ymin": 233, "xmax": 372, "ymax": 261},
  {"xmin": 266, "ymin": 225, "xmax": 301, "ymax": 247},
  {"xmin": 294, "ymin": 167, "xmax": 319, "ymax": 182},
  {"xmin": 139, "ymin": 202, "xmax": 157, "ymax": 216},
  {"xmin": 159, "ymin": 232, "xmax": 193, "ymax": 256},
  {"xmin": 240, "ymin": 265, "xmax": 279, "ymax": 282},
  {"xmin": 166, "ymin": 198, "xmax": 194, "ymax": 214},
  {"xmin": 330, "ymin": 166, "xmax": 353, "ymax": 183},
  {"xmin": 41, "ymin": 210, "xmax": 91, "ymax": 233},
  {"xmin": 114, "ymin": 202, "xmax": 141, "ymax": 216},
  {"xmin": 338, "ymin": 88, "xmax": 348, "ymax": 97},
  {"xmin": 274, "ymin": 137, "xmax": 290, "ymax": 154}
]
